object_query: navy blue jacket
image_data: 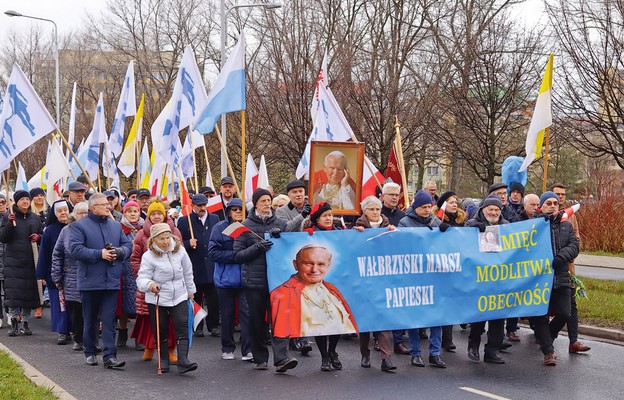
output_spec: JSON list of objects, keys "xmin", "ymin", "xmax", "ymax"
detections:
[
  {"xmin": 69, "ymin": 212, "xmax": 132, "ymax": 291},
  {"xmin": 177, "ymin": 211, "xmax": 219, "ymax": 284},
  {"xmin": 208, "ymin": 200, "xmax": 244, "ymax": 289}
]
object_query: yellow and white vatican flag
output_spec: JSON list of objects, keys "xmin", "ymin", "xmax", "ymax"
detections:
[
  {"xmin": 118, "ymin": 94, "xmax": 144, "ymax": 177},
  {"xmin": 519, "ymin": 54, "xmax": 553, "ymax": 172}
]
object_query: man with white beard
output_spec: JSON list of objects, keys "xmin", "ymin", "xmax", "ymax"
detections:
[{"xmin": 464, "ymin": 194, "xmax": 509, "ymax": 365}]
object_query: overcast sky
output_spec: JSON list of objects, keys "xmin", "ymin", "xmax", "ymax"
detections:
[{"xmin": 0, "ymin": 0, "xmax": 546, "ymax": 39}]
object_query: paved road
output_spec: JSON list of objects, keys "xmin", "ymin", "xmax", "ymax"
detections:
[
  {"xmin": 1, "ymin": 310, "xmax": 623, "ymax": 400},
  {"xmin": 576, "ymin": 265, "xmax": 624, "ymax": 281}
]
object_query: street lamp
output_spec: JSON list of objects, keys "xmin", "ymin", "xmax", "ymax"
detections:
[
  {"xmin": 219, "ymin": 2, "xmax": 281, "ymax": 178},
  {"xmin": 5, "ymin": 10, "xmax": 60, "ymax": 128}
]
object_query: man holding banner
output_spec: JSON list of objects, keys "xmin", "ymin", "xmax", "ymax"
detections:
[{"xmin": 530, "ymin": 192, "xmax": 579, "ymax": 366}]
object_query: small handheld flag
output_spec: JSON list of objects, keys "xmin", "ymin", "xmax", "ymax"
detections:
[
  {"xmin": 222, "ymin": 221, "xmax": 251, "ymax": 239},
  {"xmin": 436, "ymin": 201, "xmax": 447, "ymax": 221},
  {"xmin": 560, "ymin": 204, "xmax": 580, "ymax": 222},
  {"xmin": 206, "ymin": 194, "xmax": 224, "ymax": 214}
]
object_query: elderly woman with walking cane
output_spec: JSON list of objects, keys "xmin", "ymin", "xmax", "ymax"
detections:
[{"xmin": 137, "ymin": 223, "xmax": 198, "ymax": 374}]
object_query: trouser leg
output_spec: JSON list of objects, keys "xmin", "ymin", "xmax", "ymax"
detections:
[
  {"xmin": 217, "ymin": 288, "xmax": 236, "ymax": 353},
  {"xmin": 484, "ymin": 319, "xmax": 504, "ymax": 357},
  {"xmin": 567, "ymin": 294, "xmax": 579, "ymax": 344},
  {"xmin": 441, "ymin": 325, "xmax": 453, "ymax": 345},
  {"xmin": 80, "ymin": 291, "xmax": 100, "ymax": 357},
  {"xmin": 316, "ymin": 335, "xmax": 328, "ymax": 358},
  {"xmin": 328, "ymin": 335, "xmax": 340, "ymax": 353},
  {"xmin": 68, "ymin": 301, "xmax": 84, "ymax": 343},
  {"xmin": 549, "ymin": 287, "xmax": 572, "ymax": 340},
  {"xmin": 236, "ymin": 289, "xmax": 251, "ymax": 355},
  {"xmin": 377, "ymin": 331, "xmax": 393, "ymax": 360},
  {"xmin": 245, "ymin": 288, "xmax": 269, "ymax": 364},
  {"xmin": 204, "ymin": 284, "xmax": 220, "ymax": 331},
  {"xmin": 428, "ymin": 326, "xmax": 442, "ymax": 356},
  {"xmin": 530, "ymin": 315, "xmax": 553, "ymax": 354},
  {"xmin": 407, "ymin": 329, "xmax": 421, "ymax": 356},
  {"xmin": 148, "ymin": 303, "xmax": 170, "ymax": 349},
  {"xmin": 506, "ymin": 318, "xmax": 519, "ymax": 333},
  {"xmin": 468, "ymin": 321, "xmax": 485, "ymax": 350},
  {"xmin": 100, "ymin": 290, "xmax": 119, "ymax": 360},
  {"xmin": 359, "ymin": 332, "xmax": 371, "ymax": 357}
]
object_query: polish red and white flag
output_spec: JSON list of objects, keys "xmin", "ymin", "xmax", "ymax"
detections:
[{"xmin": 222, "ymin": 221, "xmax": 251, "ymax": 239}]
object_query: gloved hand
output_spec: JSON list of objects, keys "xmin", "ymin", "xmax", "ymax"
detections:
[
  {"xmin": 8, "ymin": 213, "xmax": 16, "ymax": 225},
  {"xmin": 475, "ymin": 222, "xmax": 486, "ymax": 233},
  {"xmin": 552, "ymin": 255, "xmax": 565, "ymax": 270},
  {"xmin": 113, "ymin": 247, "xmax": 125, "ymax": 260},
  {"xmin": 269, "ymin": 228, "xmax": 281, "ymax": 239},
  {"xmin": 300, "ymin": 203, "xmax": 311, "ymax": 218},
  {"xmin": 255, "ymin": 240, "xmax": 273, "ymax": 252},
  {"xmin": 439, "ymin": 223, "xmax": 450, "ymax": 232},
  {"xmin": 29, "ymin": 233, "xmax": 41, "ymax": 243}
]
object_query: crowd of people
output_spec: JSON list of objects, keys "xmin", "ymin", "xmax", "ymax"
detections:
[{"xmin": 0, "ymin": 174, "xmax": 591, "ymax": 376}]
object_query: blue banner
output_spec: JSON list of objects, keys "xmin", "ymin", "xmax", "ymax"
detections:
[{"xmin": 266, "ymin": 219, "xmax": 554, "ymax": 337}]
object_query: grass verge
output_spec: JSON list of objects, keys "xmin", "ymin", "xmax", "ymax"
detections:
[
  {"xmin": 583, "ymin": 251, "xmax": 624, "ymax": 258},
  {"xmin": 576, "ymin": 276, "xmax": 624, "ymax": 331},
  {"xmin": 0, "ymin": 350, "xmax": 57, "ymax": 400}
]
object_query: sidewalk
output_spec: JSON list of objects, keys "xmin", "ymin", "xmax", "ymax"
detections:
[{"xmin": 576, "ymin": 254, "xmax": 624, "ymax": 270}]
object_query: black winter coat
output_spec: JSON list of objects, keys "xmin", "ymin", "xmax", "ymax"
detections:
[
  {"xmin": 177, "ymin": 211, "xmax": 220, "ymax": 284},
  {"xmin": 233, "ymin": 209, "xmax": 287, "ymax": 290},
  {"xmin": 0, "ymin": 205, "xmax": 44, "ymax": 308},
  {"xmin": 535, "ymin": 212, "xmax": 579, "ymax": 278}
]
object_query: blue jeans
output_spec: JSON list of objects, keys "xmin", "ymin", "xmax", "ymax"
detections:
[{"xmin": 408, "ymin": 327, "xmax": 441, "ymax": 356}]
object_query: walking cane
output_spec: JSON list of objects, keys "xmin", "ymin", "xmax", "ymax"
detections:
[{"xmin": 155, "ymin": 292, "xmax": 162, "ymax": 376}]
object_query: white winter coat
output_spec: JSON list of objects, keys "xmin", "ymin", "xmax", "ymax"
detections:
[{"xmin": 137, "ymin": 236, "xmax": 196, "ymax": 307}]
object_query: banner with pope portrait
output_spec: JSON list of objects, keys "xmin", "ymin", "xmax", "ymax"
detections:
[{"xmin": 266, "ymin": 219, "xmax": 554, "ymax": 337}]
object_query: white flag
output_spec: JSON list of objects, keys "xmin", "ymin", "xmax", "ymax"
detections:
[
  {"xmin": 310, "ymin": 51, "xmax": 328, "ymax": 122},
  {"xmin": 67, "ymin": 82, "xmax": 77, "ymax": 157},
  {"xmin": 15, "ymin": 161, "xmax": 28, "ymax": 191},
  {"xmin": 28, "ymin": 166, "xmax": 46, "ymax": 191},
  {"xmin": 83, "ymin": 93, "xmax": 107, "ymax": 179},
  {"xmin": 45, "ymin": 139, "xmax": 71, "ymax": 204},
  {"xmin": 0, "ymin": 64, "xmax": 56, "ymax": 171},
  {"xmin": 244, "ymin": 153, "xmax": 258, "ymax": 202},
  {"xmin": 205, "ymin": 160, "xmax": 214, "ymax": 189},
  {"xmin": 108, "ymin": 61, "xmax": 137, "ymax": 157},
  {"xmin": 258, "ymin": 155, "xmax": 269, "ymax": 190}
]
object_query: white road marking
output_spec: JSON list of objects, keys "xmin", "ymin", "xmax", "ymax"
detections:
[{"xmin": 459, "ymin": 387, "xmax": 512, "ymax": 400}]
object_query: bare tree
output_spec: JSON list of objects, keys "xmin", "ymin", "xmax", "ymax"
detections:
[{"xmin": 546, "ymin": 0, "xmax": 624, "ymax": 170}]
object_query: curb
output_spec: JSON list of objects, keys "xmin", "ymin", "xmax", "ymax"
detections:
[
  {"xmin": 518, "ymin": 321, "xmax": 624, "ymax": 345},
  {"xmin": 0, "ymin": 341, "xmax": 78, "ymax": 400}
]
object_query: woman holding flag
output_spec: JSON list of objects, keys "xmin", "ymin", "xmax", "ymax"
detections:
[{"xmin": 137, "ymin": 223, "xmax": 197, "ymax": 374}]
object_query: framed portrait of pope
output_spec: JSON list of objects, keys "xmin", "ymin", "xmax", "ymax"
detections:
[{"xmin": 309, "ymin": 141, "xmax": 364, "ymax": 216}]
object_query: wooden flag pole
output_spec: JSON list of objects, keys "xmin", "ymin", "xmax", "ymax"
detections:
[
  {"xmin": 542, "ymin": 127, "xmax": 550, "ymax": 193},
  {"xmin": 135, "ymin": 133, "xmax": 142, "ymax": 189},
  {"xmin": 104, "ymin": 143, "xmax": 111, "ymax": 189},
  {"xmin": 394, "ymin": 116, "xmax": 410, "ymax": 208},
  {"xmin": 12, "ymin": 159, "xmax": 19, "ymax": 178},
  {"xmin": 213, "ymin": 124, "xmax": 242, "ymax": 199},
  {"xmin": 241, "ymin": 111, "xmax": 246, "ymax": 219},
  {"xmin": 56, "ymin": 129, "xmax": 97, "ymax": 191}
]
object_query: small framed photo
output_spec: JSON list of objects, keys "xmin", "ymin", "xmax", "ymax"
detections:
[{"xmin": 309, "ymin": 141, "xmax": 364, "ymax": 216}]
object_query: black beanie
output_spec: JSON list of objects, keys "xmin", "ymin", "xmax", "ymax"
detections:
[
  {"xmin": 309, "ymin": 202, "xmax": 332, "ymax": 225},
  {"xmin": 30, "ymin": 187, "xmax": 45, "ymax": 198},
  {"xmin": 436, "ymin": 191, "xmax": 456, "ymax": 209},
  {"xmin": 14, "ymin": 190, "xmax": 31, "ymax": 203},
  {"xmin": 509, "ymin": 182, "xmax": 525, "ymax": 196},
  {"xmin": 252, "ymin": 188, "xmax": 272, "ymax": 207}
]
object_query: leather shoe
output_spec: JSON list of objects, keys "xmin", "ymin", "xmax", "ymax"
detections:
[
  {"xmin": 544, "ymin": 352, "xmax": 557, "ymax": 366},
  {"xmin": 373, "ymin": 338, "xmax": 381, "ymax": 351},
  {"xmin": 484, "ymin": 353, "xmax": 505, "ymax": 364},
  {"xmin": 410, "ymin": 355, "xmax": 425, "ymax": 367},
  {"xmin": 429, "ymin": 355, "xmax": 446, "ymax": 368},
  {"xmin": 57, "ymin": 334, "xmax": 69, "ymax": 345},
  {"xmin": 394, "ymin": 343, "xmax": 410, "ymax": 355},
  {"xmin": 443, "ymin": 342, "xmax": 456, "ymax": 352},
  {"xmin": 381, "ymin": 359, "xmax": 397, "ymax": 372},
  {"xmin": 85, "ymin": 355, "xmax": 98, "ymax": 366},
  {"xmin": 569, "ymin": 341, "xmax": 591, "ymax": 353},
  {"xmin": 321, "ymin": 356, "xmax": 331, "ymax": 371},
  {"xmin": 255, "ymin": 362, "xmax": 268, "ymax": 370},
  {"xmin": 361, "ymin": 355, "xmax": 371, "ymax": 368},
  {"xmin": 500, "ymin": 339, "xmax": 512, "ymax": 350},
  {"xmin": 103, "ymin": 357, "xmax": 126, "ymax": 369},
  {"xmin": 467, "ymin": 347, "xmax": 480, "ymax": 362}
]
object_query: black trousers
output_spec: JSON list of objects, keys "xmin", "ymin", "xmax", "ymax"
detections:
[
  {"xmin": 245, "ymin": 288, "xmax": 288, "ymax": 365},
  {"xmin": 530, "ymin": 287, "xmax": 571, "ymax": 355},
  {"xmin": 67, "ymin": 300, "xmax": 83, "ymax": 344},
  {"xmin": 148, "ymin": 301, "xmax": 189, "ymax": 345},
  {"xmin": 468, "ymin": 319, "xmax": 504, "ymax": 356},
  {"xmin": 195, "ymin": 283, "xmax": 220, "ymax": 331},
  {"xmin": 315, "ymin": 335, "xmax": 340, "ymax": 358}
]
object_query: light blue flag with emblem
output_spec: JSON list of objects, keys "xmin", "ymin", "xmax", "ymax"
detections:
[
  {"xmin": 108, "ymin": 61, "xmax": 136, "ymax": 157},
  {"xmin": 0, "ymin": 63, "xmax": 56, "ymax": 172},
  {"xmin": 157, "ymin": 46, "xmax": 207, "ymax": 167},
  {"xmin": 83, "ymin": 93, "xmax": 107, "ymax": 179}
]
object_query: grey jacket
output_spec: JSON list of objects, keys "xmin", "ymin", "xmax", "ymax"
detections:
[{"xmin": 275, "ymin": 202, "xmax": 305, "ymax": 232}]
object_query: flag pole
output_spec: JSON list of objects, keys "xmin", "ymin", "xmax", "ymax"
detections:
[
  {"xmin": 213, "ymin": 124, "xmax": 242, "ymax": 199},
  {"xmin": 104, "ymin": 143, "xmax": 112, "ymax": 189},
  {"xmin": 241, "ymin": 111, "xmax": 246, "ymax": 219},
  {"xmin": 394, "ymin": 116, "xmax": 410, "ymax": 209},
  {"xmin": 189, "ymin": 125, "xmax": 200, "ymax": 192},
  {"xmin": 176, "ymin": 164, "xmax": 195, "ymax": 243},
  {"xmin": 56, "ymin": 129, "xmax": 98, "ymax": 191},
  {"xmin": 542, "ymin": 128, "xmax": 550, "ymax": 193},
  {"xmin": 135, "ymin": 132, "xmax": 141, "ymax": 189}
]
